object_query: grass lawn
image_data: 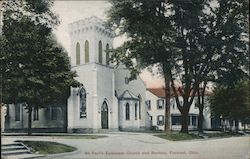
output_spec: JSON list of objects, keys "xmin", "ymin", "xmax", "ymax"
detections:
[
  {"xmin": 19, "ymin": 141, "xmax": 77, "ymax": 154},
  {"xmin": 156, "ymin": 132, "xmax": 202, "ymax": 141},
  {"xmin": 204, "ymin": 131, "xmax": 244, "ymax": 138}
]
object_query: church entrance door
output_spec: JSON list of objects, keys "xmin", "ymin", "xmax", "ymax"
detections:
[{"xmin": 101, "ymin": 101, "xmax": 108, "ymax": 129}]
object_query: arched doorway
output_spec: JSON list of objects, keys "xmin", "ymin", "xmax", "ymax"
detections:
[{"xmin": 101, "ymin": 101, "xmax": 108, "ymax": 129}]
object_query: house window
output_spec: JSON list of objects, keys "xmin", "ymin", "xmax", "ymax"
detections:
[
  {"xmin": 51, "ymin": 106, "xmax": 58, "ymax": 120},
  {"xmin": 33, "ymin": 107, "xmax": 39, "ymax": 121},
  {"xmin": 180, "ymin": 100, "xmax": 183, "ymax": 106},
  {"xmin": 76, "ymin": 42, "xmax": 80, "ymax": 65},
  {"xmin": 15, "ymin": 104, "xmax": 21, "ymax": 121},
  {"xmin": 85, "ymin": 40, "xmax": 89, "ymax": 63},
  {"xmin": 192, "ymin": 116, "xmax": 197, "ymax": 126},
  {"xmin": 98, "ymin": 40, "xmax": 102, "ymax": 63},
  {"xmin": 106, "ymin": 43, "xmax": 109, "ymax": 65},
  {"xmin": 172, "ymin": 103, "xmax": 175, "ymax": 109},
  {"xmin": 146, "ymin": 100, "xmax": 151, "ymax": 110},
  {"xmin": 157, "ymin": 115, "xmax": 164, "ymax": 125},
  {"xmin": 135, "ymin": 103, "xmax": 138, "ymax": 120},
  {"xmin": 195, "ymin": 99, "xmax": 199, "ymax": 108},
  {"xmin": 125, "ymin": 103, "xmax": 130, "ymax": 120},
  {"xmin": 157, "ymin": 99, "xmax": 164, "ymax": 109},
  {"xmin": 172, "ymin": 115, "xmax": 181, "ymax": 125},
  {"xmin": 79, "ymin": 87, "xmax": 87, "ymax": 118}
]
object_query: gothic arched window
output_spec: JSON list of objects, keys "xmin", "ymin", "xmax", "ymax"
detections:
[
  {"xmin": 138, "ymin": 95, "xmax": 141, "ymax": 120},
  {"xmin": 98, "ymin": 40, "xmax": 102, "ymax": 63},
  {"xmin": 106, "ymin": 43, "xmax": 109, "ymax": 65},
  {"xmin": 125, "ymin": 103, "xmax": 130, "ymax": 120},
  {"xmin": 79, "ymin": 87, "xmax": 87, "ymax": 118},
  {"xmin": 76, "ymin": 42, "xmax": 80, "ymax": 65},
  {"xmin": 85, "ymin": 40, "xmax": 89, "ymax": 63}
]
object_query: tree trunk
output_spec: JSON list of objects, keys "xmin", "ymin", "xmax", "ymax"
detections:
[
  {"xmin": 28, "ymin": 106, "xmax": 32, "ymax": 136},
  {"xmin": 162, "ymin": 63, "xmax": 171, "ymax": 133},
  {"xmin": 180, "ymin": 110, "xmax": 189, "ymax": 133},
  {"xmin": 164, "ymin": 77, "xmax": 171, "ymax": 133},
  {"xmin": 198, "ymin": 108, "xmax": 204, "ymax": 132}
]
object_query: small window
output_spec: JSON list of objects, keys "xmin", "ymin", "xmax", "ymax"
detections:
[
  {"xmin": 135, "ymin": 103, "xmax": 138, "ymax": 120},
  {"xmin": 180, "ymin": 100, "xmax": 183, "ymax": 106},
  {"xmin": 138, "ymin": 95, "xmax": 141, "ymax": 119},
  {"xmin": 33, "ymin": 107, "xmax": 39, "ymax": 121},
  {"xmin": 157, "ymin": 99, "xmax": 164, "ymax": 109},
  {"xmin": 76, "ymin": 42, "xmax": 80, "ymax": 65},
  {"xmin": 146, "ymin": 100, "xmax": 151, "ymax": 110},
  {"xmin": 125, "ymin": 77, "xmax": 129, "ymax": 84},
  {"xmin": 98, "ymin": 40, "xmax": 102, "ymax": 63},
  {"xmin": 15, "ymin": 104, "xmax": 21, "ymax": 121},
  {"xmin": 125, "ymin": 103, "xmax": 130, "ymax": 120},
  {"xmin": 195, "ymin": 99, "xmax": 199, "ymax": 108},
  {"xmin": 172, "ymin": 103, "xmax": 175, "ymax": 109},
  {"xmin": 85, "ymin": 40, "xmax": 89, "ymax": 63},
  {"xmin": 106, "ymin": 44, "xmax": 109, "ymax": 65},
  {"xmin": 157, "ymin": 115, "xmax": 164, "ymax": 125}
]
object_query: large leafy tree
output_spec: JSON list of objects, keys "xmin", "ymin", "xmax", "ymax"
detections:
[
  {"xmin": 210, "ymin": 81, "xmax": 250, "ymax": 131},
  {"xmin": 107, "ymin": 0, "xmax": 174, "ymax": 132},
  {"xmin": 1, "ymin": 0, "xmax": 78, "ymax": 135},
  {"xmin": 107, "ymin": 0, "xmax": 249, "ymax": 133}
]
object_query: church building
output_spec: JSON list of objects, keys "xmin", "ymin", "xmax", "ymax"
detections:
[{"xmin": 4, "ymin": 17, "xmax": 149, "ymax": 133}]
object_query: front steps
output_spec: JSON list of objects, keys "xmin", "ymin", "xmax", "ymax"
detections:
[{"xmin": 2, "ymin": 142, "xmax": 45, "ymax": 159}]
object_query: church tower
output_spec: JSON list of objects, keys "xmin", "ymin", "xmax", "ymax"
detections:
[{"xmin": 67, "ymin": 17, "xmax": 118, "ymax": 133}]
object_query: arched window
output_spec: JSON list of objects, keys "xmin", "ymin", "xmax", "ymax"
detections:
[
  {"xmin": 76, "ymin": 42, "xmax": 80, "ymax": 65},
  {"xmin": 79, "ymin": 87, "xmax": 87, "ymax": 118},
  {"xmin": 85, "ymin": 40, "xmax": 89, "ymax": 63},
  {"xmin": 98, "ymin": 40, "xmax": 102, "ymax": 63},
  {"xmin": 138, "ymin": 95, "xmax": 141, "ymax": 120},
  {"xmin": 106, "ymin": 44, "xmax": 109, "ymax": 65},
  {"xmin": 135, "ymin": 103, "xmax": 138, "ymax": 120},
  {"xmin": 125, "ymin": 103, "xmax": 130, "ymax": 120}
]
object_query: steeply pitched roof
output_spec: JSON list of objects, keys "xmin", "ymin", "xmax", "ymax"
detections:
[{"xmin": 119, "ymin": 90, "xmax": 139, "ymax": 100}]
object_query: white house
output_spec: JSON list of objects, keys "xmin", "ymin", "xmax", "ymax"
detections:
[{"xmin": 146, "ymin": 88, "xmax": 212, "ymax": 131}]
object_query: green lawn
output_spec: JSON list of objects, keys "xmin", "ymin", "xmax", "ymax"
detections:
[
  {"xmin": 156, "ymin": 133, "xmax": 202, "ymax": 141},
  {"xmin": 204, "ymin": 131, "xmax": 243, "ymax": 138},
  {"xmin": 19, "ymin": 141, "xmax": 77, "ymax": 154}
]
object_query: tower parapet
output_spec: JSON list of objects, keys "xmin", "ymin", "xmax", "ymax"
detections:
[{"xmin": 69, "ymin": 16, "xmax": 114, "ymax": 66}]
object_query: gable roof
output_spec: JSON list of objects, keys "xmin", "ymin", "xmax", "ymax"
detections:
[
  {"xmin": 147, "ymin": 87, "xmax": 212, "ymax": 98},
  {"xmin": 119, "ymin": 90, "xmax": 139, "ymax": 100}
]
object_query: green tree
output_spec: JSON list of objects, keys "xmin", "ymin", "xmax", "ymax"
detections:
[
  {"xmin": 107, "ymin": 0, "xmax": 249, "ymax": 133},
  {"xmin": 107, "ymin": 0, "xmax": 174, "ymax": 132},
  {"xmin": 1, "ymin": 0, "xmax": 78, "ymax": 135},
  {"xmin": 210, "ymin": 81, "xmax": 250, "ymax": 131}
]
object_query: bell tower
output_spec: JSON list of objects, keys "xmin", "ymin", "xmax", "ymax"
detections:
[
  {"xmin": 68, "ymin": 16, "xmax": 114, "ymax": 66},
  {"xmin": 67, "ymin": 17, "xmax": 118, "ymax": 133}
]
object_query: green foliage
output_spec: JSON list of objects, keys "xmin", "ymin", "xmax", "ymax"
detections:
[
  {"xmin": 210, "ymin": 81, "xmax": 250, "ymax": 123},
  {"xmin": 1, "ymin": 0, "xmax": 78, "ymax": 106},
  {"xmin": 107, "ymin": 0, "xmax": 249, "ymax": 133},
  {"xmin": 156, "ymin": 133, "xmax": 202, "ymax": 141},
  {"xmin": 20, "ymin": 141, "xmax": 77, "ymax": 154}
]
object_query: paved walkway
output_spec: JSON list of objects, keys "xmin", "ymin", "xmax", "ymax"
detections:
[{"xmin": 2, "ymin": 132, "xmax": 250, "ymax": 159}]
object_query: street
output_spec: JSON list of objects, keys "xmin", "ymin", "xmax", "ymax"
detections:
[{"xmin": 2, "ymin": 132, "xmax": 250, "ymax": 159}]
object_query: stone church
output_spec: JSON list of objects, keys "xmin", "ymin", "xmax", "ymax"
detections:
[{"xmin": 4, "ymin": 17, "xmax": 149, "ymax": 133}]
